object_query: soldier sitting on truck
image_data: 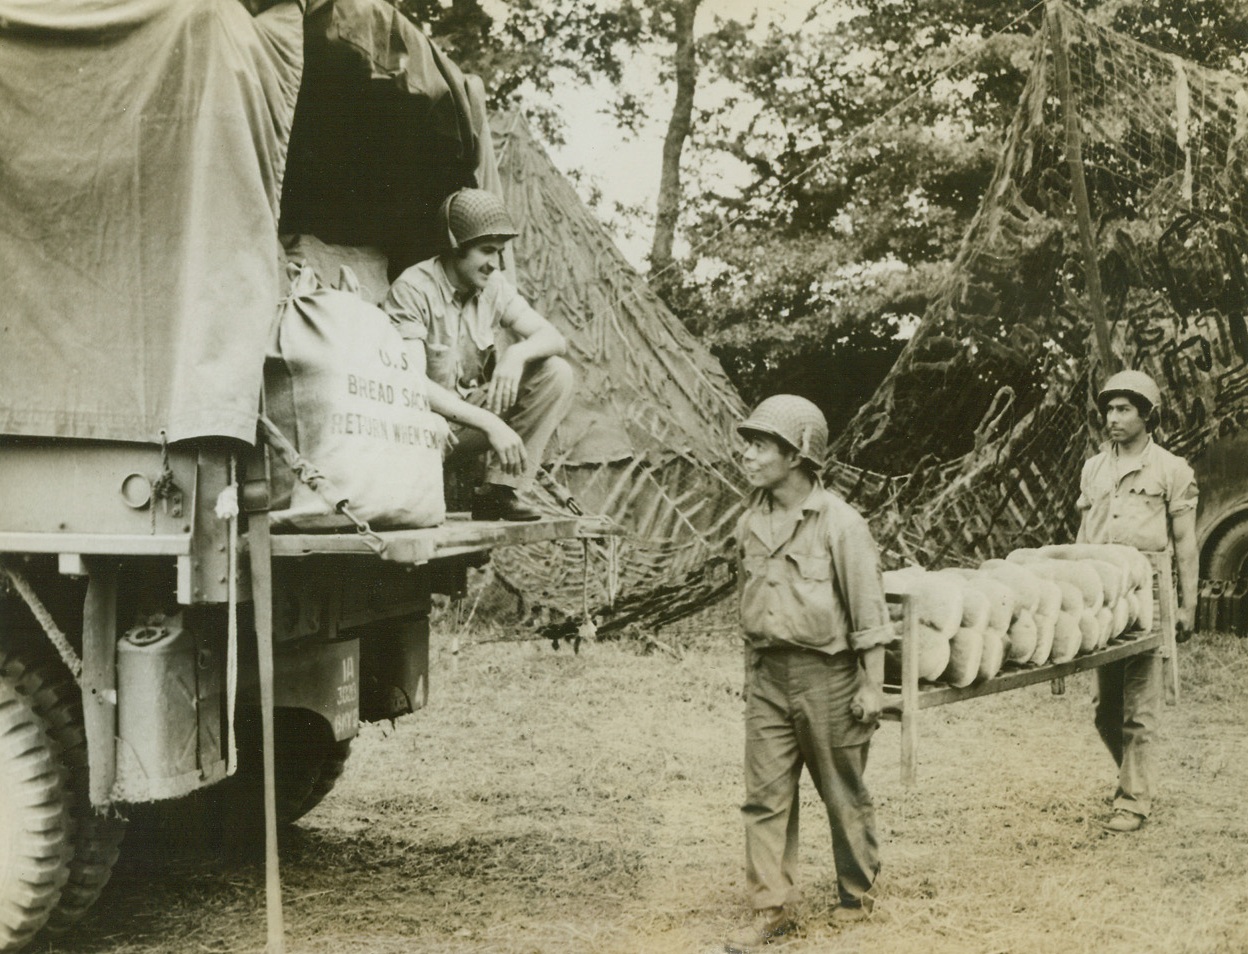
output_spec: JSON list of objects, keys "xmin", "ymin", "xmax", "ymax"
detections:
[{"xmin": 383, "ymin": 188, "xmax": 574, "ymax": 522}]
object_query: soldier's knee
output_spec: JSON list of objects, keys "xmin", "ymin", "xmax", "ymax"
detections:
[{"xmin": 539, "ymin": 354, "xmax": 575, "ymax": 394}]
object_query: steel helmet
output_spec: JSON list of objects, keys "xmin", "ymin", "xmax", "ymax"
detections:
[
  {"xmin": 737, "ymin": 395, "xmax": 829, "ymax": 468},
  {"xmin": 436, "ymin": 188, "xmax": 518, "ymax": 250},
  {"xmin": 1097, "ymin": 369, "xmax": 1162, "ymax": 415}
]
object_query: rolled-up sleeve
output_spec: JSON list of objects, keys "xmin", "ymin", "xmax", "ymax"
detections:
[
  {"xmin": 491, "ymin": 276, "xmax": 543, "ymax": 333},
  {"xmin": 1076, "ymin": 458, "xmax": 1094, "ymax": 513},
  {"xmin": 1167, "ymin": 460, "xmax": 1198, "ymax": 517},
  {"xmin": 381, "ymin": 276, "xmax": 431, "ymax": 342},
  {"xmin": 828, "ymin": 516, "xmax": 893, "ymax": 652},
  {"xmin": 1075, "ymin": 457, "xmax": 1097, "ymax": 543}
]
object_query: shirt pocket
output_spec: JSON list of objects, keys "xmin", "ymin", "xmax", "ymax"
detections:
[
  {"xmin": 1124, "ymin": 476, "xmax": 1166, "ymax": 513},
  {"xmin": 786, "ymin": 552, "xmax": 838, "ymax": 647},
  {"xmin": 740, "ymin": 553, "xmax": 768, "ymax": 580},
  {"xmin": 1117, "ymin": 476, "xmax": 1168, "ymax": 547},
  {"xmin": 788, "ymin": 552, "xmax": 832, "ymax": 583},
  {"xmin": 424, "ymin": 343, "xmax": 457, "ymax": 391},
  {"xmin": 1087, "ymin": 477, "xmax": 1114, "ymax": 507}
]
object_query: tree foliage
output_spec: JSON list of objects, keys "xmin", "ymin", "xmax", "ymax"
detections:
[
  {"xmin": 659, "ymin": 0, "xmax": 1248, "ymax": 429},
  {"xmin": 1106, "ymin": 0, "xmax": 1248, "ymax": 68},
  {"xmin": 397, "ymin": 0, "xmax": 642, "ymax": 142},
  {"xmin": 397, "ymin": 0, "xmax": 1248, "ymax": 436}
]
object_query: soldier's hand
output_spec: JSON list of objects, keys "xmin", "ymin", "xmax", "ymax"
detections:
[
  {"xmin": 485, "ymin": 351, "xmax": 525, "ymax": 416},
  {"xmin": 485, "ymin": 420, "xmax": 528, "ymax": 476},
  {"xmin": 441, "ymin": 426, "xmax": 459, "ymax": 458},
  {"xmin": 850, "ymin": 681, "xmax": 884, "ymax": 725}
]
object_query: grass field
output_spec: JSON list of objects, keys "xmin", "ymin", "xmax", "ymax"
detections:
[{"xmin": 52, "ymin": 599, "xmax": 1248, "ymax": 954}]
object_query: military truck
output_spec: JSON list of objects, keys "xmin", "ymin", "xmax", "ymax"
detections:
[
  {"xmin": 0, "ymin": 2, "xmax": 609, "ymax": 949},
  {"xmin": 1197, "ymin": 432, "xmax": 1248, "ymax": 583}
]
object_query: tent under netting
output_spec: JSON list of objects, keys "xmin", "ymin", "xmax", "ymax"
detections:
[{"xmin": 480, "ymin": 113, "xmax": 751, "ymax": 636}]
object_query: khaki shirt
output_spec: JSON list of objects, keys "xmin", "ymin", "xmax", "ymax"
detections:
[
  {"xmin": 1076, "ymin": 437, "xmax": 1197, "ymax": 551},
  {"xmin": 736, "ymin": 483, "xmax": 893, "ymax": 655},
  {"xmin": 382, "ymin": 257, "xmax": 542, "ymax": 395}
]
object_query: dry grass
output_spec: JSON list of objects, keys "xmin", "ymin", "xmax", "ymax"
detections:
[{"xmin": 51, "ymin": 603, "xmax": 1248, "ymax": 954}]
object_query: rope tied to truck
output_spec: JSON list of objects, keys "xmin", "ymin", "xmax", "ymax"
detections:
[
  {"xmin": 532, "ymin": 468, "xmax": 620, "ymax": 652},
  {"xmin": 148, "ymin": 430, "xmax": 183, "ymax": 535},
  {"xmin": 256, "ymin": 414, "xmax": 388, "ymax": 557},
  {"xmin": 0, "ymin": 558, "xmax": 83, "ymax": 684}
]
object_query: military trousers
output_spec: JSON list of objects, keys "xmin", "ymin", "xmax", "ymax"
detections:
[
  {"xmin": 1095, "ymin": 650, "xmax": 1162, "ymax": 817},
  {"xmin": 449, "ymin": 354, "xmax": 575, "ymax": 489},
  {"xmin": 742, "ymin": 646, "xmax": 880, "ymax": 911}
]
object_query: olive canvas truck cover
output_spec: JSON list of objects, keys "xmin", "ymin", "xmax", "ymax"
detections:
[{"xmin": 0, "ymin": 0, "xmax": 496, "ymax": 450}]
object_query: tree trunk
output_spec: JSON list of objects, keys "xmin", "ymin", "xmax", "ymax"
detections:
[{"xmin": 649, "ymin": 0, "xmax": 701, "ymax": 273}]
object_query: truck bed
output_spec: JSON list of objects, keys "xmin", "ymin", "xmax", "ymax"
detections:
[
  {"xmin": 0, "ymin": 513, "xmax": 616, "ymax": 565},
  {"xmin": 269, "ymin": 512, "xmax": 617, "ymax": 563}
]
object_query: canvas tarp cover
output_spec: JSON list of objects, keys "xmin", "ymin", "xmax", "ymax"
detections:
[
  {"xmin": 0, "ymin": 0, "xmax": 487, "ymax": 445},
  {"xmin": 0, "ymin": 0, "xmax": 302, "ymax": 444}
]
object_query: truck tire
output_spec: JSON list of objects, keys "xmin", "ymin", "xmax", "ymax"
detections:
[
  {"xmin": 1205, "ymin": 515, "xmax": 1248, "ymax": 582},
  {"xmin": 41, "ymin": 811, "xmax": 126, "ymax": 935},
  {"xmin": 212, "ymin": 708, "xmax": 351, "ymax": 830},
  {"xmin": 297, "ymin": 737, "xmax": 352, "ymax": 820},
  {"xmin": 0, "ymin": 653, "xmax": 127, "ymax": 948},
  {"xmin": 259, "ymin": 708, "xmax": 349, "ymax": 825},
  {"xmin": 0, "ymin": 655, "xmax": 73, "ymax": 953}
]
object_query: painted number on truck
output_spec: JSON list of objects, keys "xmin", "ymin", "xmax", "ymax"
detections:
[
  {"xmin": 333, "ymin": 654, "xmax": 359, "ymax": 740},
  {"xmin": 332, "ymin": 710, "xmax": 356, "ymax": 738},
  {"xmin": 337, "ymin": 656, "xmax": 358, "ymax": 704}
]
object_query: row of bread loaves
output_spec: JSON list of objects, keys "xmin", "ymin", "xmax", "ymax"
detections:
[{"xmin": 882, "ymin": 543, "xmax": 1154, "ymax": 687}]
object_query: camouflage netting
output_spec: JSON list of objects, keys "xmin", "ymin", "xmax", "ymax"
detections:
[
  {"xmin": 832, "ymin": 1, "xmax": 1248, "ymax": 570},
  {"xmin": 477, "ymin": 4, "xmax": 1248, "ymax": 631},
  {"xmin": 482, "ymin": 113, "xmax": 750, "ymax": 634}
]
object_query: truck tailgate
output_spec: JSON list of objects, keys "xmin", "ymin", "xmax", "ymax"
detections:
[{"xmin": 268, "ymin": 513, "xmax": 618, "ymax": 564}]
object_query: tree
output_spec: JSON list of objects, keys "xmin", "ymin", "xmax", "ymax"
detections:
[
  {"xmin": 643, "ymin": 1, "xmax": 1038, "ymax": 420},
  {"xmin": 397, "ymin": 0, "xmax": 642, "ymax": 143},
  {"xmin": 653, "ymin": 0, "xmax": 1248, "ymax": 433},
  {"xmin": 645, "ymin": 0, "xmax": 702, "ymax": 273}
]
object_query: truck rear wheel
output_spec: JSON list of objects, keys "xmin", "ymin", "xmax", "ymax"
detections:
[
  {"xmin": 0, "ymin": 653, "xmax": 127, "ymax": 950},
  {"xmin": 212, "ymin": 708, "xmax": 352, "ymax": 830},
  {"xmin": 296, "ymin": 736, "xmax": 352, "ymax": 821},
  {"xmin": 260, "ymin": 709, "xmax": 351, "ymax": 825},
  {"xmin": 1205, "ymin": 514, "xmax": 1248, "ymax": 581},
  {"xmin": 0, "ymin": 655, "xmax": 73, "ymax": 952}
]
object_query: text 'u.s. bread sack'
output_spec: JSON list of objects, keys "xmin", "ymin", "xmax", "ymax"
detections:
[{"xmin": 266, "ymin": 264, "xmax": 448, "ymax": 530}]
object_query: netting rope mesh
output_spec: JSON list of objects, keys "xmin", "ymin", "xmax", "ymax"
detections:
[
  {"xmin": 475, "ymin": 3, "xmax": 1248, "ymax": 635},
  {"xmin": 474, "ymin": 113, "xmax": 750, "ymax": 636},
  {"xmin": 833, "ymin": 1, "xmax": 1248, "ymax": 570}
]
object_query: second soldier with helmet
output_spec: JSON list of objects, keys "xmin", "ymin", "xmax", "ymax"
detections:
[
  {"xmin": 725, "ymin": 395, "xmax": 893, "ymax": 952},
  {"xmin": 1079, "ymin": 370, "xmax": 1198, "ymax": 833}
]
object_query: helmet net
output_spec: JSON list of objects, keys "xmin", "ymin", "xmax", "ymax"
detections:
[{"xmin": 448, "ymin": 188, "xmax": 517, "ymax": 246}]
